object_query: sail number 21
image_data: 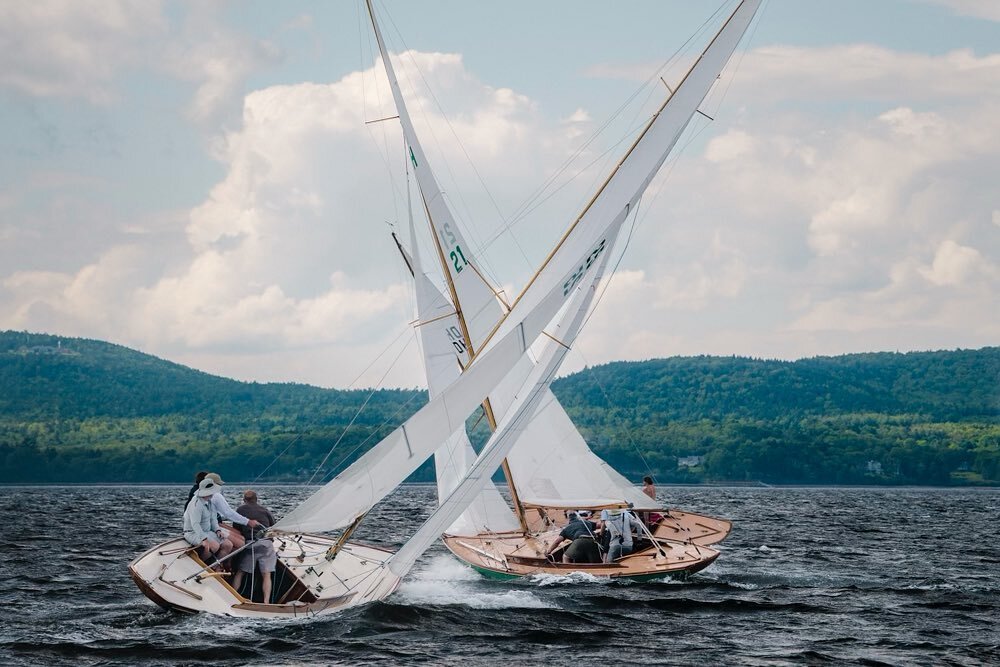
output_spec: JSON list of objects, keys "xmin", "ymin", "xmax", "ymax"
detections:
[{"xmin": 438, "ymin": 223, "xmax": 468, "ymax": 274}]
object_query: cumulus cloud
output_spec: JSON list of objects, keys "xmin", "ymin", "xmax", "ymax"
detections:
[
  {"xmin": 160, "ymin": 3, "xmax": 283, "ymax": 127},
  {"xmin": 920, "ymin": 240, "xmax": 994, "ymax": 286},
  {"xmin": 3, "ymin": 22, "xmax": 999, "ymax": 385},
  {"xmin": 0, "ymin": 48, "xmax": 561, "ymax": 385},
  {"xmin": 561, "ymin": 42, "xmax": 1000, "ymax": 369}
]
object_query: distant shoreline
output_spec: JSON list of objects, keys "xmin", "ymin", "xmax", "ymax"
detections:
[{"xmin": 0, "ymin": 482, "xmax": 996, "ymax": 490}]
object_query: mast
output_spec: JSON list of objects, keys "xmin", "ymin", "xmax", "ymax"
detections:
[{"xmin": 366, "ymin": 0, "xmax": 530, "ymax": 533}]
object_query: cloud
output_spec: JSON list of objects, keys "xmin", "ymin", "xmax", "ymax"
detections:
[
  {"xmin": 0, "ymin": 49, "xmax": 559, "ymax": 385},
  {"xmin": 924, "ymin": 0, "xmax": 1000, "ymax": 21},
  {"xmin": 3, "ymin": 31, "xmax": 999, "ymax": 386},
  {"xmin": 920, "ymin": 240, "xmax": 995, "ymax": 286},
  {"xmin": 0, "ymin": 1, "xmax": 280, "ymax": 129},
  {"xmin": 160, "ymin": 3, "xmax": 283, "ymax": 127},
  {"xmin": 561, "ymin": 42, "xmax": 1000, "ymax": 368},
  {"xmin": 597, "ymin": 44, "xmax": 1000, "ymax": 106},
  {"xmin": 0, "ymin": 0, "xmax": 167, "ymax": 103}
]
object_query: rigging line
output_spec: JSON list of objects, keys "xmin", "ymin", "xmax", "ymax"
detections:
[
  {"xmin": 247, "ymin": 324, "xmax": 413, "ymax": 489},
  {"xmin": 500, "ymin": 111, "xmax": 648, "ymax": 235},
  {"xmin": 307, "ymin": 332, "xmax": 417, "ymax": 486},
  {"xmin": 469, "ymin": 6, "xmax": 730, "ymax": 268},
  {"xmin": 251, "ymin": 433, "xmax": 303, "ymax": 485},
  {"xmin": 317, "ymin": 382, "xmax": 424, "ymax": 485},
  {"xmin": 703, "ymin": 0, "xmax": 767, "ymax": 122},
  {"xmin": 376, "ymin": 4, "xmax": 507, "ymax": 228},
  {"xmin": 501, "ymin": 2, "xmax": 728, "ymax": 229},
  {"xmin": 376, "ymin": 3, "xmax": 508, "ymax": 289},
  {"xmin": 364, "ymin": 10, "xmax": 402, "ymax": 227},
  {"xmin": 344, "ymin": 324, "xmax": 412, "ymax": 391},
  {"xmin": 358, "ymin": 4, "xmax": 408, "ymax": 216}
]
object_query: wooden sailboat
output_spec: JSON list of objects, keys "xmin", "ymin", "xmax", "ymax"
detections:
[
  {"xmin": 129, "ymin": 0, "xmax": 764, "ymax": 616},
  {"xmin": 368, "ymin": 0, "xmax": 763, "ymax": 580}
]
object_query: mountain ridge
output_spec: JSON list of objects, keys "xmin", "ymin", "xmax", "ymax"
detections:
[{"xmin": 2, "ymin": 330, "xmax": 997, "ymax": 485}]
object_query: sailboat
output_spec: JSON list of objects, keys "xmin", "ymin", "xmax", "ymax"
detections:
[
  {"xmin": 371, "ymin": 0, "xmax": 758, "ymax": 580},
  {"xmin": 128, "ymin": 0, "xmax": 762, "ymax": 616}
]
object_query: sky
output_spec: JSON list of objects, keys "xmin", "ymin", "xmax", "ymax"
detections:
[{"xmin": 1, "ymin": 0, "xmax": 998, "ymax": 390}]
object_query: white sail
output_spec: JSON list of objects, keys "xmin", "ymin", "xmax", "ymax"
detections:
[
  {"xmin": 498, "ymin": 384, "xmax": 654, "ymax": 509},
  {"xmin": 370, "ymin": 0, "xmax": 523, "ymax": 533},
  {"xmin": 367, "ymin": 0, "xmax": 505, "ymax": 354},
  {"xmin": 406, "ymin": 204, "xmax": 519, "ymax": 535}
]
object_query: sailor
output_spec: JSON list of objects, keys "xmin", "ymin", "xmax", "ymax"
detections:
[
  {"xmin": 201, "ymin": 472, "xmax": 259, "ymax": 550},
  {"xmin": 641, "ymin": 476, "xmax": 657, "ymax": 501},
  {"xmin": 183, "ymin": 476, "xmax": 234, "ymax": 565},
  {"xmin": 231, "ymin": 489, "xmax": 277, "ymax": 603},
  {"xmin": 185, "ymin": 471, "xmax": 208, "ymax": 509},
  {"xmin": 601, "ymin": 507, "xmax": 644, "ymax": 562},
  {"xmin": 545, "ymin": 511, "xmax": 602, "ymax": 564}
]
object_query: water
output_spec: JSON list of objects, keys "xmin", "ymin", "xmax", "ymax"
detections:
[{"xmin": 1, "ymin": 485, "xmax": 998, "ymax": 666}]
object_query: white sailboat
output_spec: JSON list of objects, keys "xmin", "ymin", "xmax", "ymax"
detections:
[
  {"xmin": 370, "ymin": 0, "xmax": 761, "ymax": 580},
  {"xmin": 129, "ymin": 0, "xmax": 763, "ymax": 617}
]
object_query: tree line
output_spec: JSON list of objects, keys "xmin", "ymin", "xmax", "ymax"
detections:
[{"xmin": 1, "ymin": 331, "xmax": 997, "ymax": 485}]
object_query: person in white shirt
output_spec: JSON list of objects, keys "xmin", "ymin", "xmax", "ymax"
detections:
[
  {"xmin": 600, "ymin": 508, "xmax": 644, "ymax": 562},
  {"xmin": 202, "ymin": 472, "xmax": 259, "ymax": 550},
  {"xmin": 183, "ymin": 477, "xmax": 234, "ymax": 564}
]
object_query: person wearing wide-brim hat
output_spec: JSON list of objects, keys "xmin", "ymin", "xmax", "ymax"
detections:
[
  {"xmin": 183, "ymin": 476, "xmax": 234, "ymax": 564},
  {"xmin": 197, "ymin": 472, "xmax": 260, "ymax": 551}
]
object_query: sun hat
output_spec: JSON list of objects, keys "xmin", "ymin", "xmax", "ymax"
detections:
[
  {"xmin": 197, "ymin": 477, "xmax": 222, "ymax": 497},
  {"xmin": 205, "ymin": 472, "xmax": 225, "ymax": 485}
]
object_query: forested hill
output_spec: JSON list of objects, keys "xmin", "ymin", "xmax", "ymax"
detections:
[
  {"xmin": 0, "ymin": 332, "xmax": 414, "ymax": 422},
  {"xmin": 553, "ymin": 351, "xmax": 998, "ymax": 423},
  {"xmin": 1, "ymin": 331, "xmax": 997, "ymax": 485}
]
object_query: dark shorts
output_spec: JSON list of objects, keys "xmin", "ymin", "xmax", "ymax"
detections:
[{"xmin": 564, "ymin": 537, "xmax": 601, "ymax": 563}]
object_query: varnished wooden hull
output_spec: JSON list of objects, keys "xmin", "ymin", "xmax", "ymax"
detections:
[{"xmin": 443, "ymin": 507, "xmax": 731, "ymax": 581}]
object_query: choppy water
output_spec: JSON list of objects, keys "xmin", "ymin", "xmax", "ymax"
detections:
[{"xmin": 1, "ymin": 485, "xmax": 998, "ymax": 666}]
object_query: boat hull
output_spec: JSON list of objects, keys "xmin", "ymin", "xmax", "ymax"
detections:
[
  {"xmin": 443, "ymin": 507, "xmax": 730, "ymax": 582},
  {"xmin": 128, "ymin": 534, "xmax": 400, "ymax": 618}
]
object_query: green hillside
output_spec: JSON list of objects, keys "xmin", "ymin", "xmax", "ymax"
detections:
[{"xmin": 1, "ymin": 331, "xmax": 997, "ymax": 485}]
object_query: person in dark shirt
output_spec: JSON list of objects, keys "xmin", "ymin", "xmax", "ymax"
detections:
[
  {"xmin": 545, "ymin": 511, "xmax": 602, "ymax": 564},
  {"xmin": 185, "ymin": 471, "xmax": 208, "ymax": 509},
  {"xmin": 231, "ymin": 490, "xmax": 277, "ymax": 603}
]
